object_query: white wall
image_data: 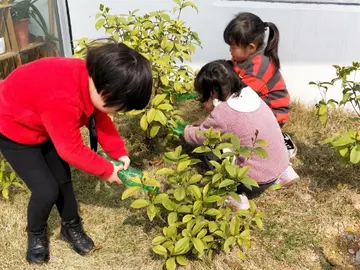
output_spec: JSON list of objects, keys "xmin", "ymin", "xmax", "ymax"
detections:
[{"xmin": 66, "ymin": 0, "xmax": 360, "ymax": 105}]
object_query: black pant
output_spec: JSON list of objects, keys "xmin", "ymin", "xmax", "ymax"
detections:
[{"xmin": 0, "ymin": 133, "xmax": 79, "ymax": 232}]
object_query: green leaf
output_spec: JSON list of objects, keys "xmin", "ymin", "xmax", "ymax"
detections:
[
  {"xmin": 177, "ymin": 160, "xmax": 191, "ymax": 172},
  {"xmin": 143, "ymin": 177, "xmax": 160, "ymax": 187},
  {"xmin": 203, "ymin": 183, "xmax": 210, "ymax": 197},
  {"xmin": 182, "ymin": 1, "xmax": 199, "ymax": 12},
  {"xmin": 203, "ymin": 235, "xmax": 214, "ymax": 242},
  {"xmin": 204, "ymin": 209, "xmax": 221, "ymax": 216},
  {"xmin": 204, "ymin": 195, "xmax": 221, "ymax": 203},
  {"xmin": 174, "ymin": 187, "xmax": 186, "ymax": 201},
  {"xmin": 249, "ymin": 200, "xmax": 257, "ymax": 212},
  {"xmin": 156, "ymin": 168, "xmax": 175, "ymax": 175},
  {"xmin": 140, "ymin": 114, "xmax": 148, "ymax": 131},
  {"xmin": 193, "ymin": 200, "xmax": 202, "ymax": 215},
  {"xmin": 165, "ymin": 225, "xmax": 178, "ymax": 238},
  {"xmin": 157, "ymin": 104, "xmax": 173, "ymax": 111},
  {"xmin": 182, "ymin": 214, "xmax": 194, "ymax": 223},
  {"xmin": 193, "ymin": 146, "xmax": 211, "ymax": 153},
  {"xmin": 231, "ymin": 136, "xmax": 241, "ymax": 149},
  {"xmin": 160, "ymin": 76, "xmax": 170, "ymax": 86},
  {"xmin": 236, "ymin": 250, "xmax": 246, "ymax": 261},
  {"xmin": 253, "ymin": 147, "xmax": 268, "ymax": 159},
  {"xmin": 332, "ymin": 133, "xmax": 355, "ymax": 147},
  {"xmin": 256, "ymin": 139, "xmax": 268, "ymax": 147},
  {"xmin": 154, "ymin": 109, "xmax": 167, "ymax": 125},
  {"xmin": 168, "ymin": 212, "xmax": 178, "ymax": 225},
  {"xmin": 177, "ymin": 205, "xmax": 192, "ymax": 213},
  {"xmin": 192, "ymin": 238, "xmax": 204, "ymax": 254},
  {"xmin": 223, "ymin": 236, "xmax": 235, "ymax": 253},
  {"xmin": 230, "ymin": 216, "xmax": 240, "ymax": 236},
  {"xmin": 212, "ymin": 173, "xmax": 222, "ymax": 183},
  {"xmin": 176, "ymin": 255, "xmax": 187, "ymax": 266},
  {"xmin": 150, "ymin": 125, "xmax": 161, "ymax": 138},
  {"xmin": 95, "ymin": 19, "xmax": 105, "ymax": 30},
  {"xmin": 188, "ymin": 185, "xmax": 202, "ymax": 200},
  {"xmin": 121, "ymin": 186, "xmax": 141, "ymax": 200},
  {"xmin": 240, "ymin": 176, "xmax": 259, "ymax": 189},
  {"xmin": 147, "ymin": 108, "xmax": 156, "ymax": 123},
  {"xmin": 166, "ymin": 257, "xmax": 176, "ymax": 270},
  {"xmin": 152, "ymin": 94, "xmax": 167, "ymax": 106},
  {"xmin": 197, "ymin": 228, "xmax": 207, "ymax": 239},
  {"xmin": 219, "ymin": 179, "xmax": 235, "ymax": 188},
  {"xmin": 162, "ymin": 198, "xmax": 176, "ymax": 211},
  {"xmin": 213, "ymin": 149, "xmax": 222, "ymax": 159},
  {"xmin": 268, "ymin": 183, "xmax": 282, "ymax": 191},
  {"xmin": 131, "ymin": 199, "xmax": 149, "ymax": 208},
  {"xmin": 216, "ymin": 143, "xmax": 233, "ymax": 150},
  {"xmin": 189, "ymin": 174, "xmax": 203, "ymax": 184},
  {"xmin": 2, "ymin": 188, "xmax": 9, "ymax": 200},
  {"xmin": 152, "ymin": 245, "xmax": 167, "ymax": 256},
  {"xmin": 152, "ymin": 236, "xmax": 166, "ymax": 246},
  {"xmin": 209, "ymin": 160, "xmax": 221, "ymax": 170},
  {"xmin": 225, "ymin": 165, "xmax": 237, "ymax": 178},
  {"xmin": 237, "ymin": 166, "xmax": 250, "ymax": 179},
  {"xmin": 255, "ymin": 216, "xmax": 263, "ymax": 229},
  {"xmin": 173, "ymin": 237, "xmax": 190, "ymax": 255},
  {"xmin": 208, "ymin": 221, "xmax": 218, "ymax": 233},
  {"xmin": 350, "ymin": 144, "xmax": 360, "ymax": 164}
]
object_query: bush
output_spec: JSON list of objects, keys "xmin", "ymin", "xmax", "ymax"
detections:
[
  {"xmin": 74, "ymin": 0, "xmax": 201, "ymax": 141},
  {"xmin": 121, "ymin": 128, "xmax": 266, "ymax": 269},
  {"xmin": 310, "ymin": 62, "xmax": 360, "ymax": 164},
  {"xmin": 0, "ymin": 158, "xmax": 27, "ymax": 200}
]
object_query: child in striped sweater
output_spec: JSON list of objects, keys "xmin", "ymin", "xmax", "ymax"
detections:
[
  {"xmin": 183, "ymin": 60, "xmax": 299, "ymax": 210},
  {"xmin": 223, "ymin": 12, "xmax": 297, "ymax": 158}
]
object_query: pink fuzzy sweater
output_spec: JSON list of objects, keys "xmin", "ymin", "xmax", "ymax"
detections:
[{"xmin": 184, "ymin": 87, "xmax": 289, "ymax": 184}]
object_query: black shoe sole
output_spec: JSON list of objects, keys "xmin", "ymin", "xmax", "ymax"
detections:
[
  {"xmin": 26, "ymin": 255, "xmax": 49, "ymax": 264},
  {"xmin": 60, "ymin": 232, "xmax": 90, "ymax": 256}
]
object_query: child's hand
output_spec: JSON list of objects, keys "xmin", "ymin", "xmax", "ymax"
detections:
[
  {"xmin": 118, "ymin": 156, "xmax": 131, "ymax": 170},
  {"xmin": 106, "ymin": 165, "xmax": 123, "ymax": 185}
]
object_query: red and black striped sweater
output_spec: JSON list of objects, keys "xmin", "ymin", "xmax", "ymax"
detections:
[{"xmin": 233, "ymin": 52, "xmax": 290, "ymax": 125}]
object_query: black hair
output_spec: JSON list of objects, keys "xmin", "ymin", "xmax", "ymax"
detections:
[
  {"xmin": 194, "ymin": 60, "xmax": 245, "ymax": 103},
  {"xmin": 86, "ymin": 41, "xmax": 153, "ymax": 111},
  {"xmin": 223, "ymin": 12, "xmax": 280, "ymax": 71}
]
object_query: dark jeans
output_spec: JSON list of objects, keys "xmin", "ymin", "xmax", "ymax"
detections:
[
  {"xmin": 199, "ymin": 152, "xmax": 276, "ymax": 196},
  {"xmin": 0, "ymin": 133, "xmax": 79, "ymax": 232}
]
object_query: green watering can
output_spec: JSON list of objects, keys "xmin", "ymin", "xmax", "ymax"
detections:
[
  {"xmin": 169, "ymin": 120, "xmax": 191, "ymax": 136},
  {"xmin": 98, "ymin": 151, "xmax": 160, "ymax": 194}
]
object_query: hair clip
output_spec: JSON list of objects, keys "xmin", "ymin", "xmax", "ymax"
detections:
[{"xmin": 264, "ymin": 22, "xmax": 269, "ymax": 29}]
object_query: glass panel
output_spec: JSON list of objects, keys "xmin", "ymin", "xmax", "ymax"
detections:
[{"xmin": 0, "ymin": 0, "xmax": 66, "ymax": 78}]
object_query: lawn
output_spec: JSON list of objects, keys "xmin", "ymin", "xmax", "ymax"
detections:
[{"xmin": 0, "ymin": 102, "xmax": 359, "ymax": 270}]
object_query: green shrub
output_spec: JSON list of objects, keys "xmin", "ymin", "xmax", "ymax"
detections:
[
  {"xmin": 311, "ymin": 62, "xmax": 360, "ymax": 164},
  {"xmin": 0, "ymin": 158, "xmax": 27, "ymax": 200},
  {"xmin": 74, "ymin": 0, "xmax": 201, "ymax": 141},
  {"xmin": 121, "ymin": 128, "xmax": 266, "ymax": 269}
]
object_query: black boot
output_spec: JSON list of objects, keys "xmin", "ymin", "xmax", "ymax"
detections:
[
  {"xmin": 26, "ymin": 227, "xmax": 49, "ymax": 264},
  {"xmin": 60, "ymin": 217, "xmax": 94, "ymax": 256}
]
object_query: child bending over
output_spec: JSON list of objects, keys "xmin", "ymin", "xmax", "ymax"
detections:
[
  {"xmin": 183, "ymin": 60, "xmax": 299, "ymax": 210},
  {"xmin": 0, "ymin": 43, "xmax": 152, "ymax": 264}
]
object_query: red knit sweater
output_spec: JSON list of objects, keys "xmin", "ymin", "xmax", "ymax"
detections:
[{"xmin": 0, "ymin": 57, "xmax": 128, "ymax": 179}]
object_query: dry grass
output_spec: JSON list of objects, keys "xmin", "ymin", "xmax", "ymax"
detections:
[{"xmin": 0, "ymin": 102, "xmax": 359, "ymax": 270}]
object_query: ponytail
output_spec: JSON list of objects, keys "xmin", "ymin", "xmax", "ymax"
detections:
[{"xmin": 264, "ymin": 22, "xmax": 280, "ymax": 72}]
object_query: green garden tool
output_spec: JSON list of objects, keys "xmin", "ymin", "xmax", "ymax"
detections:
[
  {"xmin": 169, "ymin": 120, "xmax": 191, "ymax": 135},
  {"xmin": 98, "ymin": 151, "xmax": 160, "ymax": 194}
]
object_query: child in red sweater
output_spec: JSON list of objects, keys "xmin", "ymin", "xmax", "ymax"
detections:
[
  {"xmin": 223, "ymin": 12, "xmax": 297, "ymax": 158},
  {"xmin": 0, "ymin": 43, "xmax": 152, "ymax": 264}
]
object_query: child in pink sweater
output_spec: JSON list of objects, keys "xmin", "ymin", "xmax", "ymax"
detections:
[{"xmin": 183, "ymin": 60, "xmax": 299, "ymax": 209}]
